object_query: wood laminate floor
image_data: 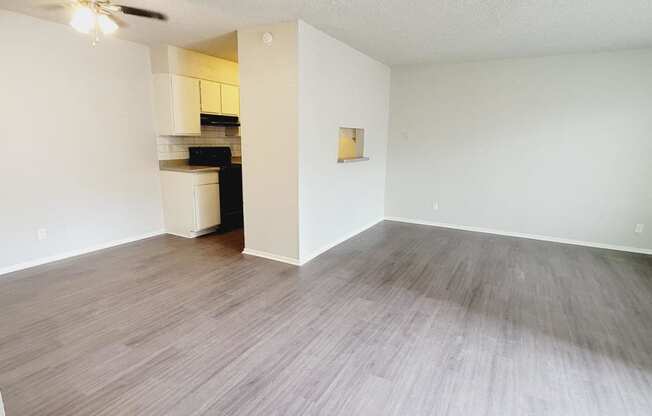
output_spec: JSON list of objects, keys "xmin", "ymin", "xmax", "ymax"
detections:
[{"xmin": 1, "ymin": 221, "xmax": 652, "ymax": 415}]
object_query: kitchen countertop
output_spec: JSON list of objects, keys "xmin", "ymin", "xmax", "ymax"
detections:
[{"xmin": 159, "ymin": 157, "xmax": 241, "ymax": 173}]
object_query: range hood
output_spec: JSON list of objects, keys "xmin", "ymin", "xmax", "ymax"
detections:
[{"xmin": 200, "ymin": 114, "xmax": 240, "ymax": 126}]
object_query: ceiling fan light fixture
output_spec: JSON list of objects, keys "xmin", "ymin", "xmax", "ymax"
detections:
[
  {"xmin": 98, "ymin": 14, "xmax": 118, "ymax": 34},
  {"xmin": 68, "ymin": 0, "xmax": 165, "ymax": 44},
  {"xmin": 70, "ymin": 5, "xmax": 95, "ymax": 34}
]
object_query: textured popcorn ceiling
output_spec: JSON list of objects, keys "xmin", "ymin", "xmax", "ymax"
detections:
[{"xmin": 2, "ymin": 0, "xmax": 652, "ymax": 64}]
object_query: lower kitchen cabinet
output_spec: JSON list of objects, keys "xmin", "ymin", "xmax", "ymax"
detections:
[{"xmin": 160, "ymin": 170, "xmax": 221, "ymax": 238}]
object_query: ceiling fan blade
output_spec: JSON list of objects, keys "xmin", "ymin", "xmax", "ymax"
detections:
[
  {"xmin": 116, "ymin": 5, "xmax": 167, "ymax": 21},
  {"xmin": 111, "ymin": 14, "xmax": 128, "ymax": 28},
  {"xmin": 37, "ymin": 3, "xmax": 68, "ymax": 12}
]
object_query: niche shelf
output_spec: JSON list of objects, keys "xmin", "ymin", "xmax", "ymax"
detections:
[{"xmin": 337, "ymin": 127, "xmax": 368, "ymax": 163}]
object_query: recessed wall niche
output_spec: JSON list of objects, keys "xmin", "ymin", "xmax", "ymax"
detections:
[{"xmin": 337, "ymin": 127, "xmax": 368, "ymax": 163}]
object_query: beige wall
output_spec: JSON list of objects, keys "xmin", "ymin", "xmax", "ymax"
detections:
[
  {"xmin": 386, "ymin": 49, "xmax": 652, "ymax": 251},
  {"xmin": 297, "ymin": 21, "xmax": 390, "ymax": 262},
  {"xmin": 238, "ymin": 22, "xmax": 300, "ymax": 262},
  {"xmin": 238, "ymin": 21, "xmax": 390, "ymax": 264},
  {"xmin": 0, "ymin": 10, "xmax": 163, "ymax": 273},
  {"xmin": 150, "ymin": 45, "xmax": 239, "ymax": 85}
]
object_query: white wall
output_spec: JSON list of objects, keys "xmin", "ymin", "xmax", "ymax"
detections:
[
  {"xmin": 386, "ymin": 49, "xmax": 652, "ymax": 251},
  {"xmin": 0, "ymin": 10, "xmax": 163, "ymax": 273},
  {"xmin": 238, "ymin": 22, "xmax": 300, "ymax": 262},
  {"xmin": 297, "ymin": 21, "xmax": 390, "ymax": 262}
]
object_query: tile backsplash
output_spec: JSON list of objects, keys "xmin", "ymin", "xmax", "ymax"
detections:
[{"xmin": 157, "ymin": 125, "xmax": 241, "ymax": 160}]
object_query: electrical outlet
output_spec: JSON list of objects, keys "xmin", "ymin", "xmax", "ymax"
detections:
[
  {"xmin": 37, "ymin": 228, "xmax": 48, "ymax": 241},
  {"xmin": 634, "ymin": 224, "xmax": 644, "ymax": 234},
  {"xmin": 432, "ymin": 201, "xmax": 439, "ymax": 211}
]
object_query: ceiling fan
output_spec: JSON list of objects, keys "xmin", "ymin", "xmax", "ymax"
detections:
[{"xmin": 64, "ymin": 0, "xmax": 167, "ymax": 45}]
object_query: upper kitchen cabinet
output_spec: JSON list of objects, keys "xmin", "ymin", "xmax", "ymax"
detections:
[
  {"xmin": 153, "ymin": 74, "xmax": 201, "ymax": 136},
  {"xmin": 200, "ymin": 80, "xmax": 222, "ymax": 115},
  {"xmin": 151, "ymin": 45, "xmax": 240, "ymax": 135},
  {"xmin": 220, "ymin": 84, "xmax": 240, "ymax": 116},
  {"xmin": 200, "ymin": 80, "xmax": 239, "ymax": 116}
]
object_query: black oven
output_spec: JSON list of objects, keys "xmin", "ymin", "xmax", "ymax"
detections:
[{"xmin": 189, "ymin": 147, "xmax": 243, "ymax": 231}]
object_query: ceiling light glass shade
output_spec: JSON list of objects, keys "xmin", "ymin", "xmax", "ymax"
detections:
[
  {"xmin": 98, "ymin": 14, "xmax": 118, "ymax": 34},
  {"xmin": 70, "ymin": 6, "xmax": 95, "ymax": 33}
]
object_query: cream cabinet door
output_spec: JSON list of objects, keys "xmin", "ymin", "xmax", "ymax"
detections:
[
  {"xmin": 200, "ymin": 80, "xmax": 222, "ymax": 114},
  {"xmin": 171, "ymin": 75, "xmax": 201, "ymax": 135},
  {"xmin": 193, "ymin": 184, "xmax": 220, "ymax": 231},
  {"xmin": 220, "ymin": 84, "xmax": 240, "ymax": 116}
]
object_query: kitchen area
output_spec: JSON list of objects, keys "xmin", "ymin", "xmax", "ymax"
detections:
[{"xmin": 151, "ymin": 45, "xmax": 243, "ymax": 238}]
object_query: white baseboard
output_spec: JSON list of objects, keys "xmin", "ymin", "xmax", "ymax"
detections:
[
  {"xmin": 241, "ymin": 248, "xmax": 301, "ymax": 266},
  {"xmin": 385, "ymin": 217, "xmax": 652, "ymax": 256},
  {"xmin": 0, "ymin": 229, "xmax": 165, "ymax": 277},
  {"xmin": 242, "ymin": 218, "xmax": 384, "ymax": 267},
  {"xmin": 164, "ymin": 226, "xmax": 217, "ymax": 239},
  {"xmin": 299, "ymin": 218, "xmax": 384, "ymax": 265}
]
